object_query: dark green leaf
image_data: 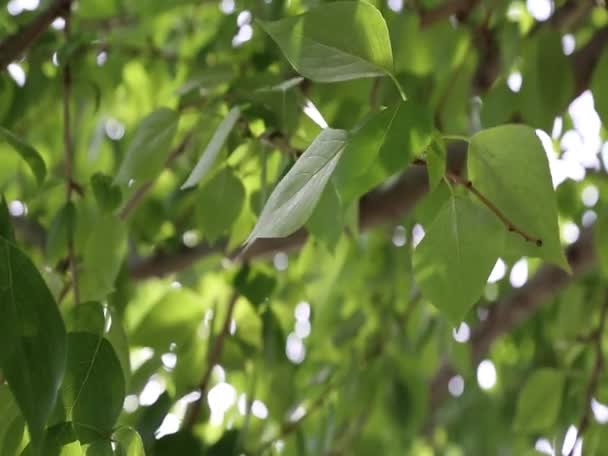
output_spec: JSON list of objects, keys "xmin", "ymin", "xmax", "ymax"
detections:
[
  {"xmin": 91, "ymin": 173, "xmax": 122, "ymax": 213},
  {"xmin": 0, "ymin": 196, "xmax": 15, "ymax": 242},
  {"xmin": 153, "ymin": 431, "xmax": 203, "ymax": 455},
  {"xmin": 0, "ymin": 126, "xmax": 46, "ymax": 185},
  {"xmin": 46, "ymin": 202, "xmax": 77, "ymax": 263},
  {"xmin": 592, "ymin": 49, "xmax": 608, "ymax": 127},
  {"xmin": 0, "ymin": 239, "xmax": 67, "ymax": 445},
  {"xmin": 232, "ymin": 263, "xmax": 277, "ymax": 308}
]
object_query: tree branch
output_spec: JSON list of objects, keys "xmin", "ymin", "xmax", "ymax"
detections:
[
  {"xmin": 0, "ymin": 0, "xmax": 70, "ymax": 70},
  {"xmin": 184, "ymin": 291, "xmax": 239, "ymax": 429}
]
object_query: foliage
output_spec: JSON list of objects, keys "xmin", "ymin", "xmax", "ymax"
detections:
[{"xmin": 1, "ymin": 0, "xmax": 608, "ymax": 455}]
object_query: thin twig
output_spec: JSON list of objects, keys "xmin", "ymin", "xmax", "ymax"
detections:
[
  {"xmin": 568, "ymin": 293, "xmax": 608, "ymax": 456},
  {"xmin": 62, "ymin": 6, "xmax": 79, "ymax": 305},
  {"xmin": 184, "ymin": 291, "xmax": 239, "ymax": 429},
  {"xmin": 413, "ymin": 158, "xmax": 542, "ymax": 246},
  {"xmin": 118, "ymin": 131, "xmax": 193, "ymax": 220}
]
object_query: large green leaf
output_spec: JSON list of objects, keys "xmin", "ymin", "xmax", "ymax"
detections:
[
  {"xmin": 181, "ymin": 107, "xmax": 241, "ymax": 189},
  {"xmin": 113, "ymin": 427, "xmax": 145, "ymax": 456},
  {"xmin": 62, "ymin": 332, "xmax": 125, "ymax": 442},
  {"xmin": 591, "ymin": 49, "xmax": 608, "ymax": 128},
  {"xmin": 246, "ymin": 128, "xmax": 348, "ymax": 244},
  {"xmin": 20, "ymin": 422, "xmax": 81, "ymax": 456},
  {"xmin": 0, "ymin": 239, "xmax": 66, "ymax": 445},
  {"xmin": 0, "ymin": 126, "xmax": 46, "ymax": 185},
  {"xmin": 413, "ymin": 195, "xmax": 504, "ymax": 323},
  {"xmin": 334, "ymin": 100, "xmax": 433, "ymax": 202},
  {"xmin": 306, "ymin": 181, "xmax": 343, "ymax": 248},
  {"xmin": 259, "ymin": 1, "xmax": 396, "ymax": 83},
  {"xmin": 115, "ymin": 108, "xmax": 179, "ymax": 185},
  {"xmin": 196, "ymin": 167, "xmax": 245, "ymax": 242},
  {"xmin": 467, "ymin": 125, "xmax": 568, "ymax": 270},
  {"xmin": 0, "ymin": 385, "xmax": 25, "ymax": 456},
  {"xmin": 513, "ymin": 368, "xmax": 565, "ymax": 432}
]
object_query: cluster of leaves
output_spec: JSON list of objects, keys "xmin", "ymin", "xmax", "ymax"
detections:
[{"xmin": 2, "ymin": 0, "xmax": 608, "ymax": 455}]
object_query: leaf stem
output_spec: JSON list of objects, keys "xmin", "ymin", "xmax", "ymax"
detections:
[{"xmin": 389, "ymin": 73, "xmax": 407, "ymax": 102}]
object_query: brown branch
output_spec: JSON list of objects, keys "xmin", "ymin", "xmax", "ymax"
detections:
[
  {"xmin": 0, "ymin": 0, "xmax": 70, "ymax": 70},
  {"xmin": 568, "ymin": 292, "xmax": 608, "ymax": 456},
  {"xmin": 62, "ymin": 10, "xmax": 79, "ymax": 305},
  {"xmin": 429, "ymin": 229, "xmax": 595, "ymax": 416},
  {"xmin": 184, "ymin": 291, "xmax": 239, "ymax": 429},
  {"xmin": 419, "ymin": 0, "xmax": 481, "ymax": 28},
  {"xmin": 118, "ymin": 131, "xmax": 193, "ymax": 221}
]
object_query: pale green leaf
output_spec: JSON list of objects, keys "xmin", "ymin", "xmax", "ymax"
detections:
[
  {"xmin": 413, "ymin": 195, "xmax": 504, "ymax": 323},
  {"xmin": 246, "ymin": 128, "xmax": 347, "ymax": 244},
  {"xmin": 0, "ymin": 127, "xmax": 46, "ymax": 185},
  {"xmin": 467, "ymin": 124, "xmax": 569, "ymax": 270},
  {"xmin": 115, "ymin": 108, "xmax": 179, "ymax": 185},
  {"xmin": 514, "ymin": 368, "xmax": 565, "ymax": 432},
  {"xmin": 181, "ymin": 106, "xmax": 241, "ymax": 189},
  {"xmin": 0, "ymin": 239, "xmax": 67, "ymax": 445},
  {"xmin": 258, "ymin": 1, "xmax": 395, "ymax": 83},
  {"xmin": 113, "ymin": 428, "xmax": 145, "ymax": 456},
  {"xmin": 62, "ymin": 332, "xmax": 125, "ymax": 443}
]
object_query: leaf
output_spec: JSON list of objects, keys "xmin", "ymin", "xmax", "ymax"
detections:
[
  {"xmin": 196, "ymin": 167, "xmax": 245, "ymax": 242},
  {"xmin": 595, "ymin": 208, "xmax": 608, "ymax": 279},
  {"xmin": 181, "ymin": 106, "xmax": 241, "ymax": 189},
  {"xmin": 20, "ymin": 422, "xmax": 81, "ymax": 456},
  {"xmin": 115, "ymin": 108, "xmax": 179, "ymax": 185},
  {"xmin": 513, "ymin": 368, "xmax": 565, "ymax": 432},
  {"xmin": 85, "ymin": 440, "xmax": 114, "ymax": 456},
  {"xmin": 153, "ymin": 431, "xmax": 203, "ymax": 456},
  {"xmin": 426, "ymin": 136, "xmax": 446, "ymax": 192},
  {"xmin": 413, "ymin": 195, "xmax": 504, "ymax": 323},
  {"xmin": 0, "ymin": 196, "xmax": 15, "ymax": 242},
  {"xmin": 0, "ymin": 385, "xmax": 25, "ymax": 456},
  {"xmin": 467, "ymin": 125, "xmax": 569, "ymax": 270},
  {"xmin": 91, "ymin": 173, "xmax": 122, "ymax": 213},
  {"xmin": 246, "ymin": 128, "xmax": 347, "ymax": 244},
  {"xmin": 67, "ymin": 302, "xmax": 131, "ymax": 386},
  {"xmin": 306, "ymin": 181, "xmax": 343, "ymax": 248},
  {"xmin": 0, "ymin": 126, "xmax": 46, "ymax": 185},
  {"xmin": 334, "ymin": 100, "xmax": 433, "ymax": 202},
  {"xmin": 79, "ymin": 213, "xmax": 128, "ymax": 302},
  {"xmin": 46, "ymin": 202, "xmax": 77, "ymax": 263},
  {"xmin": 592, "ymin": 49, "xmax": 608, "ymax": 128},
  {"xmin": 113, "ymin": 428, "xmax": 145, "ymax": 456},
  {"xmin": 258, "ymin": 1, "xmax": 397, "ymax": 84},
  {"xmin": 62, "ymin": 332, "xmax": 125, "ymax": 442},
  {"xmin": 232, "ymin": 263, "xmax": 277, "ymax": 308},
  {"xmin": 0, "ymin": 238, "xmax": 67, "ymax": 445}
]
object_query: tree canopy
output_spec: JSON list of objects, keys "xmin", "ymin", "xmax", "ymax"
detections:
[{"xmin": 1, "ymin": 0, "xmax": 608, "ymax": 454}]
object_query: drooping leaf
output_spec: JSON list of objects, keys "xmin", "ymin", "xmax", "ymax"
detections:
[
  {"xmin": 196, "ymin": 167, "xmax": 245, "ymax": 242},
  {"xmin": 0, "ymin": 126, "xmax": 46, "ymax": 185},
  {"xmin": 62, "ymin": 332, "xmax": 125, "ymax": 442},
  {"xmin": 246, "ymin": 128, "xmax": 347, "ymax": 244},
  {"xmin": 513, "ymin": 368, "xmax": 565, "ymax": 432},
  {"xmin": 0, "ymin": 195, "xmax": 15, "ymax": 242},
  {"xmin": 334, "ymin": 100, "xmax": 433, "ymax": 202},
  {"xmin": 413, "ymin": 195, "xmax": 504, "ymax": 323},
  {"xmin": 46, "ymin": 202, "xmax": 77, "ymax": 263},
  {"xmin": 115, "ymin": 108, "xmax": 179, "ymax": 185},
  {"xmin": 0, "ymin": 385, "xmax": 25, "ymax": 456},
  {"xmin": 258, "ymin": 1, "xmax": 396, "ymax": 84},
  {"xmin": 467, "ymin": 124, "xmax": 568, "ymax": 270},
  {"xmin": 0, "ymin": 239, "xmax": 67, "ymax": 445},
  {"xmin": 90, "ymin": 173, "xmax": 122, "ymax": 213},
  {"xmin": 181, "ymin": 106, "xmax": 241, "ymax": 189},
  {"xmin": 306, "ymin": 181, "xmax": 343, "ymax": 248},
  {"xmin": 113, "ymin": 427, "xmax": 145, "ymax": 456}
]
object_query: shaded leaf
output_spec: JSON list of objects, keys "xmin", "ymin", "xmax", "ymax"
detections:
[
  {"xmin": 0, "ymin": 126, "xmax": 46, "ymax": 185},
  {"xmin": 413, "ymin": 195, "xmax": 504, "ymax": 323},
  {"xmin": 0, "ymin": 239, "xmax": 67, "ymax": 445},
  {"xmin": 306, "ymin": 181, "xmax": 343, "ymax": 248},
  {"xmin": 0, "ymin": 196, "xmax": 15, "ymax": 242},
  {"xmin": 247, "ymin": 128, "xmax": 347, "ymax": 244},
  {"xmin": 426, "ymin": 136, "xmax": 446, "ymax": 192},
  {"xmin": 91, "ymin": 173, "xmax": 122, "ymax": 213},
  {"xmin": 592, "ymin": 49, "xmax": 608, "ymax": 127},
  {"xmin": 513, "ymin": 368, "xmax": 565, "ymax": 432},
  {"xmin": 113, "ymin": 427, "xmax": 145, "ymax": 456},
  {"xmin": 181, "ymin": 107, "xmax": 241, "ymax": 189},
  {"xmin": 46, "ymin": 202, "xmax": 77, "ymax": 263},
  {"xmin": 232, "ymin": 263, "xmax": 277, "ymax": 308}
]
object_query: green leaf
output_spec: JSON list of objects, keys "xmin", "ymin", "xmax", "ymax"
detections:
[
  {"xmin": 426, "ymin": 136, "xmax": 446, "ymax": 192},
  {"xmin": 153, "ymin": 431, "xmax": 203, "ymax": 456},
  {"xmin": 46, "ymin": 202, "xmax": 77, "ymax": 263},
  {"xmin": 467, "ymin": 125, "xmax": 568, "ymax": 270},
  {"xmin": 0, "ymin": 196, "xmax": 15, "ymax": 242},
  {"xmin": 62, "ymin": 332, "xmax": 125, "ymax": 442},
  {"xmin": 79, "ymin": 213, "xmax": 128, "ymax": 302},
  {"xmin": 413, "ymin": 195, "xmax": 504, "ymax": 323},
  {"xmin": 21, "ymin": 422, "xmax": 81, "ymax": 456},
  {"xmin": 513, "ymin": 368, "xmax": 565, "ymax": 433},
  {"xmin": 84, "ymin": 440, "xmax": 114, "ymax": 456},
  {"xmin": 258, "ymin": 1, "xmax": 397, "ymax": 84},
  {"xmin": 0, "ymin": 385, "xmax": 25, "ymax": 456},
  {"xmin": 306, "ymin": 181, "xmax": 343, "ymax": 248},
  {"xmin": 247, "ymin": 128, "xmax": 347, "ymax": 244},
  {"xmin": 115, "ymin": 108, "xmax": 179, "ymax": 185},
  {"xmin": 91, "ymin": 173, "xmax": 122, "ymax": 213},
  {"xmin": 113, "ymin": 428, "xmax": 145, "ymax": 456},
  {"xmin": 0, "ymin": 238, "xmax": 67, "ymax": 445},
  {"xmin": 131, "ymin": 288, "xmax": 207, "ymax": 350},
  {"xmin": 181, "ymin": 107, "xmax": 241, "ymax": 189},
  {"xmin": 595, "ymin": 208, "xmax": 608, "ymax": 279},
  {"xmin": 262, "ymin": 308, "xmax": 286, "ymax": 367},
  {"xmin": 0, "ymin": 126, "xmax": 46, "ymax": 185},
  {"xmin": 592, "ymin": 49, "xmax": 608, "ymax": 128},
  {"xmin": 196, "ymin": 167, "xmax": 245, "ymax": 242},
  {"xmin": 334, "ymin": 100, "xmax": 433, "ymax": 202},
  {"xmin": 66, "ymin": 302, "xmax": 131, "ymax": 386},
  {"xmin": 232, "ymin": 263, "xmax": 277, "ymax": 308}
]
